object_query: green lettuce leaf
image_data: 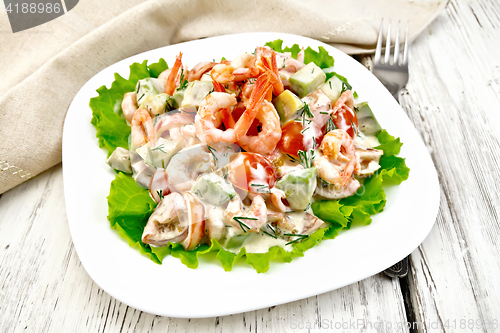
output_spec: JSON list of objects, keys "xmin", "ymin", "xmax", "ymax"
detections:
[
  {"xmin": 90, "ymin": 59, "xmax": 167, "ymax": 156},
  {"xmin": 91, "ymin": 46, "xmax": 410, "ymax": 273},
  {"xmin": 265, "ymin": 39, "xmax": 334, "ymax": 69},
  {"xmin": 107, "ymin": 173, "xmax": 159, "ymax": 263}
]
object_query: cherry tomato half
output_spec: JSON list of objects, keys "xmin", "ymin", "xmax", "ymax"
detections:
[
  {"xmin": 277, "ymin": 121, "xmax": 323, "ymax": 157},
  {"xmin": 227, "ymin": 152, "xmax": 276, "ymax": 194},
  {"xmin": 229, "ymin": 102, "xmax": 260, "ymax": 136},
  {"xmin": 332, "ymin": 106, "xmax": 358, "ymax": 138}
]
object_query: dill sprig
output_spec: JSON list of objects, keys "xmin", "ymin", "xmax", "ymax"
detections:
[
  {"xmin": 297, "ymin": 149, "xmax": 315, "ymax": 169},
  {"xmin": 151, "ymin": 144, "xmax": 167, "ymax": 154},
  {"xmin": 156, "ymin": 190, "xmax": 165, "ymax": 201},
  {"xmin": 233, "ymin": 216, "xmax": 257, "ymax": 233},
  {"xmin": 287, "ymin": 154, "xmax": 299, "ymax": 163},
  {"xmin": 207, "ymin": 145, "xmax": 218, "ymax": 162},
  {"xmin": 326, "ymin": 117, "xmax": 336, "ymax": 133},
  {"xmin": 284, "ymin": 233, "xmax": 309, "ymax": 245},
  {"xmin": 261, "ymin": 224, "xmax": 277, "ymax": 239},
  {"xmin": 299, "ymin": 103, "xmax": 314, "ymax": 128},
  {"xmin": 176, "ymin": 69, "xmax": 188, "ymax": 91},
  {"xmin": 250, "ymin": 183, "xmax": 270, "ymax": 194},
  {"xmin": 350, "ymin": 119, "xmax": 358, "ymax": 137},
  {"xmin": 341, "ymin": 81, "xmax": 352, "ymax": 94}
]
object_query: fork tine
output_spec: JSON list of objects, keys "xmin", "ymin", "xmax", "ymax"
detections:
[
  {"xmin": 374, "ymin": 19, "xmax": 384, "ymax": 64},
  {"xmin": 384, "ymin": 20, "xmax": 391, "ymax": 64},
  {"xmin": 394, "ymin": 21, "xmax": 401, "ymax": 65},
  {"xmin": 402, "ymin": 21, "xmax": 410, "ymax": 65}
]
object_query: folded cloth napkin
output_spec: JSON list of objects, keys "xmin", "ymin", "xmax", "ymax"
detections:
[{"xmin": 0, "ymin": 0, "xmax": 446, "ymax": 194}]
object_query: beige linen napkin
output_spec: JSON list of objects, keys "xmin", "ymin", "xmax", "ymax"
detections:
[{"xmin": 0, "ymin": 0, "xmax": 447, "ymax": 194}]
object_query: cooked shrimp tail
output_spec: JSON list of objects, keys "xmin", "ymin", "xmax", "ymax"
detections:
[
  {"xmin": 131, "ymin": 108, "xmax": 155, "ymax": 148},
  {"xmin": 165, "ymin": 52, "xmax": 183, "ymax": 95}
]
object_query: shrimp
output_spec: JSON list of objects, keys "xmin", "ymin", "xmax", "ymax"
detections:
[
  {"xmin": 165, "ymin": 52, "xmax": 185, "ymax": 96},
  {"xmin": 166, "ymin": 144, "xmax": 212, "ymax": 193},
  {"xmin": 276, "ymin": 212, "xmax": 326, "ymax": 236},
  {"xmin": 313, "ymin": 129, "xmax": 358, "ymax": 187},
  {"xmin": 142, "ymin": 192, "xmax": 188, "ymax": 246},
  {"xmin": 237, "ymin": 100, "xmax": 282, "ymax": 155},
  {"xmin": 210, "ymin": 54, "xmax": 259, "ymax": 84},
  {"xmin": 121, "ymin": 92, "xmax": 138, "ymax": 124},
  {"xmin": 332, "ymin": 90, "xmax": 355, "ymax": 115},
  {"xmin": 275, "ymin": 50, "xmax": 305, "ymax": 87},
  {"xmin": 355, "ymin": 146, "xmax": 383, "ymax": 178},
  {"xmin": 178, "ymin": 192, "xmax": 205, "ymax": 251},
  {"xmin": 255, "ymin": 46, "xmax": 284, "ymax": 96},
  {"xmin": 302, "ymin": 89, "xmax": 333, "ymax": 128},
  {"xmin": 131, "ymin": 108, "xmax": 155, "ymax": 148},
  {"xmin": 155, "ymin": 112, "xmax": 194, "ymax": 140},
  {"xmin": 269, "ymin": 188, "xmax": 291, "ymax": 213},
  {"xmin": 187, "ymin": 61, "xmax": 217, "ymax": 81},
  {"xmin": 224, "ymin": 194, "xmax": 268, "ymax": 233},
  {"xmin": 195, "ymin": 92, "xmax": 239, "ymax": 143}
]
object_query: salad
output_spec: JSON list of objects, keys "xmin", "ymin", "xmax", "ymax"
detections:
[{"xmin": 90, "ymin": 40, "xmax": 409, "ymax": 273}]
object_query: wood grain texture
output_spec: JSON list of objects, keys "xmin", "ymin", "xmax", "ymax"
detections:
[
  {"xmin": 3, "ymin": 0, "xmax": 500, "ymax": 331},
  {"xmin": 0, "ymin": 166, "xmax": 410, "ymax": 332},
  {"xmin": 399, "ymin": 0, "xmax": 500, "ymax": 331}
]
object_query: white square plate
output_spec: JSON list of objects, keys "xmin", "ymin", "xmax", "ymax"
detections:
[{"xmin": 62, "ymin": 32, "xmax": 440, "ymax": 318}]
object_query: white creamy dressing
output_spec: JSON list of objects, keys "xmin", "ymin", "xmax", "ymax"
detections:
[
  {"xmin": 354, "ymin": 131, "xmax": 380, "ymax": 149},
  {"xmin": 283, "ymin": 212, "xmax": 308, "ymax": 233},
  {"xmin": 228, "ymin": 232, "xmax": 293, "ymax": 254}
]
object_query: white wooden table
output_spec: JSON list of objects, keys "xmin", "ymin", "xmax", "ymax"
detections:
[{"xmin": 1, "ymin": 1, "xmax": 499, "ymax": 332}]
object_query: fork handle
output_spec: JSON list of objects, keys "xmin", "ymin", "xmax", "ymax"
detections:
[{"xmin": 384, "ymin": 256, "xmax": 409, "ymax": 278}]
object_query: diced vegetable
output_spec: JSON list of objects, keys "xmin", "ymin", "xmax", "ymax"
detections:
[
  {"xmin": 136, "ymin": 78, "xmax": 165, "ymax": 105},
  {"xmin": 172, "ymin": 88, "xmax": 185, "ymax": 109},
  {"xmin": 289, "ymin": 63, "xmax": 326, "ymax": 97},
  {"xmin": 181, "ymin": 80, "xmax": 214, "ymax": 111},
  {"xmin": 136, "ymin": 138, "xmax": 183, "ymax": 169},
  {"xmin": 356, "ymin": 102, "xmax": 382, "ymax": 136},
  {"xmin": 191, "ymin": 173, "xmax": 236, "ymax": 205},
  {"xmin": 276, "ymin": 167, "xmax": 317, "ymax": 210},
  {"xmin": 319, "ymin": 75, "xmax": 343, "ymax": 103},
  {"xmin": 273, "ymin": 90, "xmax": 303, "ymax": 124},
  {"xmin": 139, "ymin": 93, "xmax": 173, "ymax": 116},
  {"xmin": 106, "ymin": 147, "xmax": 132, "ymax": 173}
]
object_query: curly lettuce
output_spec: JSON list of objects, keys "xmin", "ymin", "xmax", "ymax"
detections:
[{"xmin": 90, "ymin": 42, "xmax": 409, "ymax": 273}]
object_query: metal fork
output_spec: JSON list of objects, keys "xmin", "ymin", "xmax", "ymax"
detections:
[
  {"xmin": 373, "ymin": 20, "xmax": 410, "ymax": 278},
  {"xmin": 373, "ymin": 20, "xmax": 410, "ymax": 102}
]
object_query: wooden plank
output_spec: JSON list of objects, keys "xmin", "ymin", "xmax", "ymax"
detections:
[{"xmin": 400, "ymin": 0, "xmax": 500, "ymax": 331}]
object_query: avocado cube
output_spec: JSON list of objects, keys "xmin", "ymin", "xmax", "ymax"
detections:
[
  {"xmin": 191, "ymin": 173, "xmax": 237, "ymax": 205},
  {"xmin": 181, "ymin": 80, "xmax": 214, "ymax": 110},
  {"xmin": 135, "ymin": 138, "xmax": 183, "ymax": 168},
  {"xmin": 276, "ymin": 167, "xmax": 317, "ymax": 210},
  {"xmin": 136, "ymin": 78, "xmax": 165, "ymax": 105},
  {"xmin": 355, "ymin": 102, "xmax": 382, "ymax": 136},
  {"xmin": 273, "ymin": 90, "xmax": 304, "ymax": 124},
  {"xmin": 319, "ymin": 75, "xmax": 343, "ymax": 103},
  {"xmin": 172, "ymin": 88, "xmax": 185, "ymax": 109},
  {"xmin": 289, "ymin": 63, "xmax": 326, "ymax": 98},
  {"xmin": 139, "ymin": 93, "xmax": 173, "ymax": 116}
]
